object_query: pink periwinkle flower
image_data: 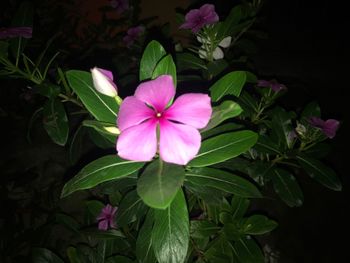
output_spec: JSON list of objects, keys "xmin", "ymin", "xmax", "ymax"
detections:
[
  {"xmin": 110, "ymin": 0, "xmax": 129, "ymax": 14},
  {"xmin": 96, "ymin": 204, "xmax": 118, "ymax": 231},
  {"xmin": 116, "ymin": 75, "xmax": 212, "ymax": 165},
  {"xmin": 308, "ymin": 117, "xmax": 340, "ymax": 139},
  {"xmin": 91, "ymin": 67, "xmax": 118, "ymax": 97},
  {"xmin": 123, "ymin": 26, "xmax": 144, "ymax": 47},
  {"xmin": 0, "ymin": 27, "xmax": 32, "ymax": 39},
  {"xmin": 257, "ymin": 79, "xmax": 287, "ymax": 92},
  {"xmin": 180, "ymin": 4, "xmax": 219, "ymax": 33}
]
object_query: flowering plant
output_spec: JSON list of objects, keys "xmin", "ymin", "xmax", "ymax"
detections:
[{"xmin": 0, "ymin": 1, "xmax": 342, "ymax": 263}]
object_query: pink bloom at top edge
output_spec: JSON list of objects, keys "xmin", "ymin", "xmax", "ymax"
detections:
[
  {"xmin": 308, "ymin": 117, "xmax": 340, "ymax": 139},
  {"xmin": 0, "ymin": 27, "xmax": 32, "ymax": 39},
  {"xmin": 123, "ymin": 25, "xmax": 145, "ymax": 47},
  {"xmin": 116, "ymin": 75, "xmax": 212, "ymax": 165},
  {"xmin": 110, "ymin": 0, "xmax": 129, "ymax": 14},
  {"xmin": 180, "ymin": 4, "xmax": 219, "ymax": 33},
  {"xmin": 96, "ymin": 204, "xmax": 118, "ymax": 231},
  {"xmin": 257, "ymin": 79, "xmax": 287, "ymax": 92}
]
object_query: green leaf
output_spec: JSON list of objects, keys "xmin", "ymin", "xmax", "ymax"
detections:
[
  {"xmin": 272, "ymin": 168, "xmax": 304, "ymax": 207},
  {"xmin": 242, "ymin": 215, "xmax": 278, "ymax": 235},
  {"xmin": 136, "ymin": 210, "xmax": 157, "ymax": 263},
  {"xmin": 69, "ymin": 126, "xmax": 86, "ymax": 164},
  {"xmin": 184, "ymin": 180, "xmax": 226, "ymax": 205},
  {"xmin": 61, "ymin": 156, "xmax": 144, "ymax": 197},
  {"xmin": 206, "ymin": 59, "xmax": 229, "ymax": 79},
  {"xmin": 152, "ymin": 54, "xmax": 177, "ymax": 86},
  {"xmin": 270, "ymin": 107, "xmax": 294, "ymax": 150},
  {"xmin": 83, "ymin": 120, "xmax": 119, "ymax": 143},
  {"xmin": 137, "ymin": 159, "xmax": 185, "ymax": 209},
  {"xmin": 254, "ymin": 135, "xmax": 281, "ymax": 155},
  {"xmin": 43, "ymin": 99, "xmax": 68, "ymax": 146},
  {"xmin": 189, "ymin": 130, "xmax": 258, "ymax": 167},
  {"xmin": 32, "ymin": 248, "xmax": 64, "ymax": 263},
  {"xmin": 116, "ymin": 190, "xmax": 148, "ymax": 227},
  {"xmin": 152, "ymin": 190, "xmax": 189, "ymax": 263},
  {"xmin": 55, "ymin": 213, "xmax": 80, "ymax": 233},
  {"xmin": 205, "ymin": 235, "xmax": 234, "ymax": 263},
  {"xmin": 140, "ymin": 40, "xmax": 166, "ymax": 81},
  {"xmin": 217, "ymin": 6, "xmax": 242, "ymax": 40},
  {"xmin": 106, "ymin": 256, "xmax": 133, "ymax": 263},
  {"xmin": 301, "ymin": 101, "xmax": 321, "ymax": 119},
  {"xmin": 67, "ymin": 247, "xmax": 82, "ymax": 263},
  {"xmin": 35, "ymin": 83, "xmax": 61, "ymax": 99},
  {"xmin": 231, "ymin": 196, "xmax": 250, "ymax": 220},
  {"xmin": 190, "ymin": 220, "xmax": 220, "ymax": 239},
  {"xmin": 232, "ymin": 236, "xmax": 264, "ymax": 263},
  {"xmin": 176, "ymin": 52, "xmax": 207, "ymax": 71},
  {"xmin": 210, "ymin": 71, "xmax": 246, "ymax": 102},
  {"xmin": 85, "ymin": 200, "xmax": 105, "ymax": 224},
  {"xmin": 201, "ymin": 123, "xmax": 244, "ymax": 140},
  {"xmin": 88, "ymin": 128, "xmax": 114, "ymax": 149},
  {"xmin": 185, "ymin": 167, "xmax": 261, "ymax": 198},
  {"xmin": 201, "ymin": 101, "xmax": 243, "ymax": 132},
  {"xmin": 296, "ymin": 153, "xmax": 342, "ymax": 191},
  {"xmin": 82, "ymin": 228, "xmax": 125, "ymax": 239},
  {"xmin": 66, "ymin": 70, "xmax": 118, "ymax": 123}
]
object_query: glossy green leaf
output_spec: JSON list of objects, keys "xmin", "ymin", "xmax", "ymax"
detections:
[
  {"xmin": 152, "ymin": 190, "xmax": 189, "ymax": 263},
  {"xmin": 210, "ymin": 71, "xmax": 246, "ymax": 102},
  {"xmin": 201, "ymin": 123, "xmax": 244, "ymax": 140},
  {"xmin": 152, "ymin": 54, "xmax": 177, "ymax": 86},
  {"xmin": 270, "ymin": 107, "xmax": 294, "ymax": 150},
  {"xmin": 201, "ymin": 101, "xmax": 243, "ymax": 132},
  {"xmin": 66, "ymin": 70, "xmax": 118, "ymax": 123},
  {"xmin": 185, "ymin": 167, "xmax": 261, "ymax": 198},
  {"xmin": 43, "ymin": 99, "xmax": 68, "ymax": 146},
  {"xmin": 184, "ymin": 180, "xmax": 226, "ymax": 205},
  {"xmin": 88, "ymin": 128, "xmax": 114, "ymax": 149},
  {"xmin": 32, "ymin": 248, "xmax": 64, "ymax": 263},
  {"xmin": 272, "ymin": 168, "xmax": 304, "ymax": 207},
  {"xmin": 140, "ymin": 40, "xmax": 166, "ymax": 81},
  {"xmin": 116, "ymin": 190, "xmax": 148, "ymax": 227},
  {"xmin": 232, "ymin": 236, "xmax": 264, "ymax": 263},
  {"xmin": 205, "ymin": 235, "xmax": 234, "ymax": 263},
  {"xmin": 254, "ymin": 135, "xmax": 281, "ymax": 155},
  {"xmin": 231, "ymin": 196, "xmax": 250, "ymax": 220},
  {"xmin": 176, "ymin": 52, "xmax": 207, "ymax": 71},
  {"xmin": 35, "ymin": 83, "xmax": 60, "ymax": 99},
  {"xmin": 83, "ymin": 120, "xmax": 119, "ymax": 143},
  {"xmin": 136, "ymin": 210, "xmax": 156, "ymax": 263},
  {"xmin": 137, "ymin": 159, "xmax": 185, "ymax": 209},
  {"xmin": 189, "ymin": 130, "xmax": 258, "ymax": 167},
  {"xmin": 61, "ymin": 156, "xmax": 144, "ymax": 197},
  {"xmin": 296, "ymin": 153, "xmax": 342, "ymax": 191},
  {"xmin": 242, "ymin": 215, "xmax": 278, "ymax": 235},
  {"xmin": 206, "ymin": 59, "xmax": 229, "ymax": 79}
]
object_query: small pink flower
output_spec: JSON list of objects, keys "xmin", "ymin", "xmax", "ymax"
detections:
[
  {"xmin": 257, "ymin": 79, "xmax": 287, "ymax": 92},
  {"xmin": 0, "ymin": 27, "xmax": 32, "ymax": 39},
  {"xmin": 110, "ymin": 0, "xmax": 129, "ymax": 13},
  {"xmin": 96, "ymin": 204, "xmax": 118, "ymax": 231},
  {"xmin": 308, "ymin": 117, "xmax": 339, "ymax": 139},
  {"xmin": 123, "ymin": 26, "xmax": 144, "ymax": 47},
  {"xmin": 116, "ymin": 75, "xmax": 212, "ymax": 165},
  {"xmin": 180, "ymin": 4, "xmax": 219, "ymax": 33}
]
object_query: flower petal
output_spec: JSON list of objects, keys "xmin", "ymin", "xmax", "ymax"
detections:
[
  {"xmin": 159, "ymin": 119, "xmax": 201, "ymax": 165},
  {"xmin": 98, "ymin": 219, "xmax": 109, "ymax": 231},
  {"xmin": 308, "ymin": 117, "xmax": 325, "ymax": 128},
  {"xmin": 117, "ymin": 96, "xmax": 154, "ymax": 131},
  {"xmin": 213, "ymin": 47, "xmax": 224, "ymax": 60},
  {"xmin": 219, "ymin": 36, "xmax": 232, "ymax": 48},
  {"xmin": 165, "ymin": 93, "xmax": 212, "ymax": 129},
  {"xmin": 199, "ymin": 4, "xmax": 219, "ymax": 24},
  {"xmin": 117, "ymin": 119, "xmax": 157, "ymax": 162},
  {"xmin": 322, "ymin": 119, "xmax": 339, "ymax": 138},
  {"xmin": 135, "ymin": 75, "xmax": 175, "ymax": 112},
  {"xmin": 91, "ymin": 67, "xmax": 118, "ymax": 97}
]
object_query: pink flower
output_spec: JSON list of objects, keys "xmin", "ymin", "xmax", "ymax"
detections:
[
  {"xmin": 257, "ymin": 79, "xmax": 287, "ymax": 92},
  {"xmin": 96, "ymin": 204, "xmax": 118, "ymax": 231},
  {"xmin": 110, "ymin": 0, "xmax": 129, "ymax": 14},
  {"xmin": 308, "ymin": 117, "xmax": 340, "ymax": 139},
  {"xmin": 180, "ymin": 4, "xmax": 219, "ymax": 33},
  {"xmin": 123, "ymin": 26, "xmax": 144, "ymax": 47},
  {"xmin": 0, "ymin": 27, "xmax": 32, "ymax": 39},
  {"xmin": 116, "ymin": 75, "xmax": 212, "ymax": 165},
  {"xmin": 91, "ymin": 67, "xmax": 118, "ymax": 97}
]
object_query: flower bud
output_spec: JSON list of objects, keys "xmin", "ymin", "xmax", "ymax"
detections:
[{"xmin": 91, "ymin": 67, "xmax": 118, "ymax": 97}]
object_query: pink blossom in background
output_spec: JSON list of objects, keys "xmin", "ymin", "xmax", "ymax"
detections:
[
  {"xmin": 96, "ymin": 204, "xmax": 118, "ymax": 231},
  {"xmin": 117, "ymin": 75, "xmax": 212, "ymax": 165},
  {"xmin": 0, "ymin": 27, "xmax": 32, "ymax": 39},
  {"xmin": 123, "ymin": 25, "xmax": 145, "ymax": 47},
  {"xmin": 109, "ymin": 0, "xmax": 129, "ymax": 13},
  {"xmin": 180, "ymin": 4, "xmax": 219, "ymax": 33},
  {"xmin": 308, "ymin": 117, "xmax": 339, "ymax": 139},
  {"xmin": 91, "ymin": 67, "xmax": 118, "ymax": 97},
  {"xmin": 257, "ymin": 79, "xmax": 287, "ymax": 92}
]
